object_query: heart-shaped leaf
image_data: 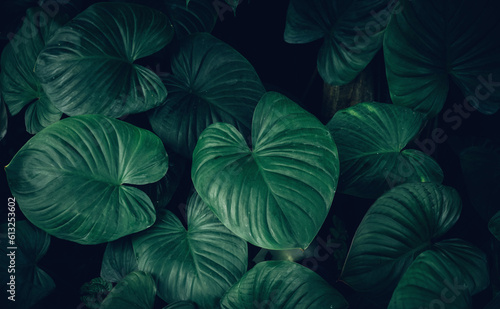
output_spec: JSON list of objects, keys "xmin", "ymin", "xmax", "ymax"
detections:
[
  {"xmin": 0, "ymin": 7, "xmax": 68, "ymax": 133},
  {"xmin": 340, "ymin": 183, "xmax": 461, "ymax": 293},
  {"xmin": 0, "ymin": 220, "xmax": 55, "ymax": 308},
  {"xmin": 388, "ymin": 239, "xmax": 489, "ymax": 308},
  {"xmin": 459, "ymin": 139, "xmax": 500, "ymax": 221},
  {"xmin": 384, "ymin": 0, "xmax": 500, "ymax": 117},
  {"xmin": 35, "ymin": 2, "xmax": 174, "ymax": 118},
  {"xmin": 149, "ymin": 32, "xmax": 265, "ymax": 157},
  {"xmin": 132, "ymin": 192, "xmax": 248, "ymax": 308},
  {"xmin": 101, "ymin": 237, "xmax": 138, "ymax": 283},
  {"xmin": 5, "ymin": 114, "xmax": 168, "ymax": 244},
  {"xmin": 284, "ymin": 0, "xmax": 394, "ymax": 85},
  {"xmin": 192, "ymin": 91, "xmax": 339, "ymax": 249},
  {"xmin": 327, "ymin": 102, "xmax": 443, "ymax": 199},
  {"xmin": 220, "ymin": 260, "xmax": 349, "ymax": 309},
  {"xmin": 100, "ymin": 271, "xmax": 156, "ymax": 309}
]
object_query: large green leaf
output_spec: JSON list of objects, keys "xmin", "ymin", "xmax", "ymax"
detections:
[
  {"xmin": 192, "ymin": 91, "xmax": 339, "ymax": 250},
  {"xmin": 132, "ymin": 192, "xmax": 248, "ymax": 308},
  {"xmin": 35, "ymin": 2, "xmax": 174, "ymax": 118},
  {"xmin": 100, "ymin": 271, "xmax": 156, "ymax": 309},
  {"xmin": 384, "ymin": 0, "xmax": 500, "ymax": 117},
  {"xmin": 149, "ymin": 32, "xmax": 265, "ymax": 157},
  {"xmin": 0, "ymin": 7, "xmax": 67, "ymax": 133},
  {"xmin": 5, "ymin": 115, "xmax": 168, "ymax": 244},
  {"xmin": 101, "ymin": 237, "xmax": 138, "ymax": 283},
  {"xmin": 220, "ymin": 260, "xmax": 349, "ymax": 309},
  {"xmin": 0, "ymin": 220, "xmax": 55, "ymax": 308},
  {"xmin": 340, "ymin": 183, "xmax": 461, "ymax": 293},
  {"xmin": 327, "ymin": 102, "xmax": 443, "ymax": 199},
  {"xmin": 459, "ymin": 140, "xmax": 500, "ymax": 221},
  {"xmin": 388, "ymin": 239, "xmax": 489, "ymax": 308},
  {"xmin": 284, "ymin": 0, "xmax": 393, "ymax": 85}
]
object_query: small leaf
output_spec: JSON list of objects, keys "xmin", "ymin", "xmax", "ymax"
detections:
[
  {"xmin": 5, "ymin": 115, "xmax": 168, "ymax": 244},
  {"xmin": 327, "ymin": 102, "xmax": 443, "ymax": 199},
  {"xmin": 192, "ymin": 91, "xmax": 339, "ymax": 249},
  {"xmin": 341, "ymin": 183, "xmax": 461, "ymax": 293},
  {"xmin": 101, "ymin": 271, "xmax": 156, "ymax": 309},
  {"xmin": 101, "ymin": 237, "xmax": 138, "ymax": 283},
  {"xmin": 220, "ymin": 260, "xmax": 349, "ymax": 309},
  {"xmin": 133, "ymin": 192, "xmax": 248, "ymax": 308}
]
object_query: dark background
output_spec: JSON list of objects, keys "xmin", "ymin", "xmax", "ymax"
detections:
[{"xmin": 1, "ymin": 0, "xmax": 499, "ymax": 308}]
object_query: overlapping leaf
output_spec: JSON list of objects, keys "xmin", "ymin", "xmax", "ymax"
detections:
[
  {"xmin": 101, "ymin": 237, "xmax": 138, "ymax": 283},
  {"xmin": 100, "ymin": 271, "xmax": 156, "ymax": 309},
  {"xmin": 0, "ymin": 7, "xmax": 67, "ymax": 133},
  {"xmin": 220, "ymin": 261, "xmax": 349, "ymax": 309},
  {"xmin": 384, "ymin": 0, "xmax": 500, "ymax": 117},
  {"xmin": 5, "ymin": 115, "xmax": 168, "ymax": 244},
  {"xmin": 340, "ymin": 183, "xmax": 461, "ymax": 293},
  {"xmin": 284, "ymin": 0, "xmax": 393, "ymax": 85},
  {"xmin": 132, "ymin": 192, "xmax": 248, "ymax": 308},
  {"xmin": 192, "ymin": 91, "xmax": 339, "ymax": 249},
  {"xmin": 35, "ymin": 2, "xmax": 173, "ymax": 118},
  {"xmin": 150, "ymin": 32, "xmax": 265, "ymax": 157},
  {"xmin": 327, "ymin": 102, "xmax": 443, "ymax": 199},
  {"xmin": 388, "ymin": 240, "xmax": 489, "ymax": 308}
]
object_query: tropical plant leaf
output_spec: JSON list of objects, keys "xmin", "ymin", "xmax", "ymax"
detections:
[
  {"xmin": 220, "ymin": 260, "xmax": 349, "ymax": 309},
  {"xmin": 149, "ymin": 32, "xmax": 265, "ymax": 157},
  {"xmin": 5, "ymin": 115, "xmax": 168, "ymax": 244},
  {"xmin": 284, "ymin": 0, "xmax": 393, "ymax": 85},
  {"xmin": 327, "ymin": 102, "xmax": 443, "ymax": 199},
  {"xmin": 100, "ymin": 271, "xmax": 156, "ymax": 309},
  {"xmin": 35, "ymin": 2, "xmax": 174, "ymax": 118},
  {"xmin": 0, "ymin": 7, "xmax": 68, "ymax": 133},
  {"xmin": 388, "ymin": 239, "xmax": 489, "ymax": 308},
  {"xmin": 384, "ymin": 0, "xmax": 500, "ymax": 117},
  {"xmin": 192, "ymin": 91, "xmax": 339, "ymax": 249},
  {"xmin": 0, "ymin": 220, "xmax": 55, "ymax": 308},
  {"xmin": 340, "ymin": 183, "xmax": 462, "ymax": 294},
  {"xmin": 101, "ymin": 237, "xmax": 138, "ymax": 283},
  {"xmin": 132, "ymin": 192, "xmax": 248, "ymax": 308},
  {"xmin": 459, "ymin": 139, "xmax": 500, "ymax": 221}
]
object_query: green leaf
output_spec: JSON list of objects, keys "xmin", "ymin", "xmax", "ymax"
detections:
[
  {"xmin": 101, "ymin": 237, "xmax": 138, "ymax": 283},
  {"xmin": 384, "ymin": 0, "xmax": 500, "ymax": 117},
  {"xmin": 327, "ymin": 102, "xmax": 443, "ymax": 199},
  {"xmin": 284, "ymin": 0, "xmax": 394, "ymax": 85},
  {"xmin": 0, "ymin": 220, "xmax": 55, "ymax": 308},
  {"xmin": 388, "ymin": 239, "xmax": 489, "ymax": 308},
  {"xmin": 459, "ymin": 139, "xmax": 500, "ymax": 221},
  {"xmin": 132, "ymin": 192, "xmax": 248, "ymax": 308},
  {"xmin": 489, "ymin": 211, "xmax": 500, "ymax": 241},
  {"xmin": 220, "ymin": 260, "xmax": 349, "ymax": 309},
  {"xmin": 35, "ymin": 2, "xmax": 174, "ymax": 118},
  {"xmin": 149, "ymin": 32, "xmax": 265, "ymax": 157},
  {"xmin": 165, "ymin": 301, "xmax": 198, "ymax": 309},
  {"xmin": 5, "ymin": 115, "xmax": 168, "ymax": 244},
  {"xmin": 223, "ymin": 0, "xmax": 240, "ymax": 12},
  {"xmin": 192, "ymin": 91, "xmax": 339, "ymax": 250},
  {"xmin": 0, "ymin": 7, "xmax": 67, "ymax": 133},
  {"xmin": 80, "ymin": 277, "xmax": 113, "ymax": 309},
  {"xmin": 340, "ymin": 183, "xmax": 461, "ymax": 293},
  {"xmin": 100, "ymin": 271, "xmax": 156, "ymax": 309}
]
